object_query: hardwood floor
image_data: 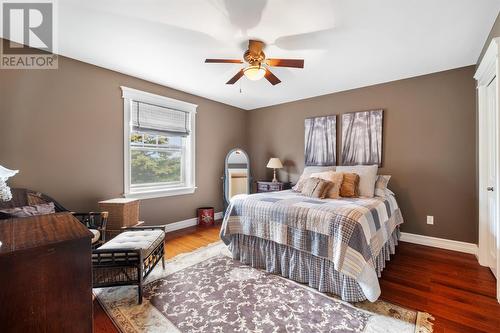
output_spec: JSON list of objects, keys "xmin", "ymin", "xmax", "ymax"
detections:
[
  {"xmin": 380, "ymin": 242, "xmax": 500, "ymax": 333},
  {"xmin": 94, "ymin": 224, "xmax": 500, "ymax": 333},
  {"xmin": 164, "ymin": 223, "xmax": 222, "ymax": 259}
]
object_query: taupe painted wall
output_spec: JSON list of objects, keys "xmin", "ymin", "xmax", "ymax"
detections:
[
  {"xmin": 478, "ymin": 12, "xmax": 500, "ymax": 64},
  {"xmin": 247, "ymin": 66, "xmax": 477, "ymax": 243},
  {"xmin": 0, "ymin": 46, "xmax": 478, "ymax": 242},
  {"xmin": 0, "ymin": 55, "xmax": 247, "ymax": 225}
]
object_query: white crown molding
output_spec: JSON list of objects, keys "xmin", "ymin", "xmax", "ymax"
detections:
[
  {"xmin": 164, "ymin": 211, "xmax": 223, "ymax": 233},
  {"xmin": 400, "ymin": 232, "xmax": 478, "ymax": 255},
  {"xmin": 475, "ymin": 37, "xmax": 500, "ymax": 86}
]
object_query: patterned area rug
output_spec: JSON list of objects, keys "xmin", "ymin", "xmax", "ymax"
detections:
[{"xmin": 95, "ymin": 242, "xmax": 433, "ymax": 333}]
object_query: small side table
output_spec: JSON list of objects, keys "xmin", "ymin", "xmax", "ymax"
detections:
[{"xmin": 256, "ymin": 181, "xmax": 291, "ymax": 193}]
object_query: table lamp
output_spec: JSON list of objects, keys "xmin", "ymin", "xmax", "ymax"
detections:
[
  {"xmin": 266, "ymin": 158, "xmax": 283, "ymax": 183},
  {"xmin": 0, "ymin": 165, "xmax": 19, "ymax": 202}
]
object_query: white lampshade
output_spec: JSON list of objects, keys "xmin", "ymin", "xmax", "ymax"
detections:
[
  {"xmin": 243, "ymin": 65, "xmax": 266, "ymax": 81},
  {"xmin": 266, "ymin": 158, "xmax": 283, "ymax": 169},
  {"xmin": 0, "ymin": 165, "xmax": 18, "ymax": 180}
]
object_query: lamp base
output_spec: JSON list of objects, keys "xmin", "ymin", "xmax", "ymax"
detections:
[{"xmin": 272, "ymin": 169, "xmax": 278, "ymax": 183}]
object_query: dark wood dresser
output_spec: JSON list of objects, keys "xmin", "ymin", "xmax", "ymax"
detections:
[
  {"xmin": 256, "ymin": 181, "xmax": 292, "ymax": 193},
  {"xmin": 0, "ymin": 213, "xmax": 93, "ymax": 333}
]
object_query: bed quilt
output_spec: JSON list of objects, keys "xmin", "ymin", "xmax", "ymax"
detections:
[{"xmin": 220, "ymin": 190, "xmax": 403, "ymax": 301}]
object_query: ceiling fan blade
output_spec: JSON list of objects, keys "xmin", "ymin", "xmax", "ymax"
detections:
[
  {"xmin": 265, "ymin": 59, "xmax": 304, "ymax": 68},
  {"xmin": 205, "ymin": 59, "xmax": 243, "ymax": 64},
  {"xmin": 226, "ymin": 69, "xmax": 245, "ymax": 84},
  {"xmin": 274, "ymin": 28, "xmax": 337, "ymax": 50},
  {"xmin": 264, "ymin": 69, "xmax": 281, "ymax": 85},
  {"xmin": 248, "ymin": 40, "xmax": 264, "ymax": 54}
]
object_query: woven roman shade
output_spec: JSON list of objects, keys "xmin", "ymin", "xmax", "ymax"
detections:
[{"xmin": 132, "ymin": 101, "xmax": 190, "ymax": 136}]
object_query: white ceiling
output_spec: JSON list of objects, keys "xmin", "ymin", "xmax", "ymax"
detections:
[{"xmin": 15, "ymin": 1, "xmax": 500, "ymax": 109}]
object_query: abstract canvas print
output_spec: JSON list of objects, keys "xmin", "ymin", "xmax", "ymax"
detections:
[
  {"xmin": 304, "ymin": 115, "xmax": 336, "ymax": 166},
  {"xmin": 341, "ymin": 110, "xmax": 383, "ymax": 166}
]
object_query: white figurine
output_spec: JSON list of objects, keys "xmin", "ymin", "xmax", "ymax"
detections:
[{"xmin": 0, "ymin": 165, "xmax": 19, "ymax": 202}]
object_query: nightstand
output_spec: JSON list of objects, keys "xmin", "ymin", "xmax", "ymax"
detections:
[{"xmin": 256, "ymin": 181, "xmax": 291, "ymax": 193}]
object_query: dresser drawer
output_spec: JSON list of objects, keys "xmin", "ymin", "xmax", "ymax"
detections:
[{"xmin": 257, "ymin": 182, "xmax": 283, "ymax": 192}]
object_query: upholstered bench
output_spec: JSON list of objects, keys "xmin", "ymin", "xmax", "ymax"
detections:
[{"xmin": 92, "ymin": 226, "xmax": 165, "ymax": 303}]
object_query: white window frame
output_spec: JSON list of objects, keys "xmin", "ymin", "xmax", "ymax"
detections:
[{"xmin": 121, "ymin": 86, "xmax": 197, "ymax": 199}]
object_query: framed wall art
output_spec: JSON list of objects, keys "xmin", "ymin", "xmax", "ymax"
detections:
[
  {"xmin": 341, "ymin": 109, "xmax": 383, "ymax": 166},
  {"xmin": 304, "ymin": 115, "xmax": 336, "ymax": 166}
]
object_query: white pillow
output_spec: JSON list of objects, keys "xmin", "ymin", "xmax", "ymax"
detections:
[
  {"xmin": 309, "ymin": 171, "xmax": 344, "ymax": 199},
  {"xmin": 292, "ymin": 166, "xmax": 336, "ymax": 192},
  {"xmin": 304, "ymin": 166, "xmax": 336, "ymax": 174},
  {"xmin": 336, "ymin": 165, "xmax": 378, "ymax": 197}
]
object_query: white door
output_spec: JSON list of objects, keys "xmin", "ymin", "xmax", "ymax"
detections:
[
  {"xmin": 476, "ymin": 37, "xmax": 500, "ymax": 302},
  {"xmin": 486, "ymin": 77, "xmax": 498, "ymax": 278}
]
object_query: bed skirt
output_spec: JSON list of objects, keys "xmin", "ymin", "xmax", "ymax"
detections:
[{"xmin": 228, "ymin": 227, "xmax": 400, "ymax": 302}]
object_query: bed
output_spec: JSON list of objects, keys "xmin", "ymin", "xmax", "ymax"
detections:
[{"xmin": 220, "ymin": 189, "xmax": 403, "ymax": 302}]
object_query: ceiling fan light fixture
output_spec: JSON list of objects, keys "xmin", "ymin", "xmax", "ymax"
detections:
[
  {"xmin": 206, "ymin": 39, "xmax": 303, "ymax": 85},
  {"xmin": 243, "ymin": 65, "xmax": 266, "ymax": 81}
]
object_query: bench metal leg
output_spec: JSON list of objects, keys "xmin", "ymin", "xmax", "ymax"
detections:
[
  {"xmin": 162, "ymin": 256, "xmax": 165, "ymax": 269},
  {"xmin": 138, "ymin": 259, "xmax": 143, "ymax": 304},
  {"xmin": 138, "ymin": 284, "xmax": 143, "ymax": 304}
]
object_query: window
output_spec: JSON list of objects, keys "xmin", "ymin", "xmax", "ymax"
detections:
[{"xmin": 121, "ymin": 87, "xmax": 197, "ymax": 199}]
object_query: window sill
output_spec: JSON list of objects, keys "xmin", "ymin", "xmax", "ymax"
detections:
[{"xmin": 124, "ymin": 186, "xmax": 196, "ymax": 199}]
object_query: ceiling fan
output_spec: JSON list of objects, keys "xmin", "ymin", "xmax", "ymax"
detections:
[{"xmin": 205, "ymin": 40, "xmax": 304, "ymax": 86}]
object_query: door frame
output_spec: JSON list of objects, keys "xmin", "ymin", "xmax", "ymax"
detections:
[{"xmin": 475, "ymin": 37, "xmax": 500, "ymax": 302}]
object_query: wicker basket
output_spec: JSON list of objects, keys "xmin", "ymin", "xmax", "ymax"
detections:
[{"xmin": 98, "ymin": 198, "xmax": 139, "ymax": 238}]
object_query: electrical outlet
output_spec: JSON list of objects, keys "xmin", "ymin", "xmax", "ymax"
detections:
[{"xmin": 426, "ymin": 216, "xmax": 434, "ymax": 225}]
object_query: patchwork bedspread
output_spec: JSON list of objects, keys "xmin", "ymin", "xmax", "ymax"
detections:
[{"xmin": 220, "ymin": 190, "xmax": 403, "ymax": 301}]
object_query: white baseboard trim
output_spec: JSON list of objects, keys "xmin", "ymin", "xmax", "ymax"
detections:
[
  {"xmin": 164, "ymin": 211, "xmax": 223, "ymax": 233},
  {"xmin": 400, "ymin": 232, "xmax": 478, "ymax": 255}
]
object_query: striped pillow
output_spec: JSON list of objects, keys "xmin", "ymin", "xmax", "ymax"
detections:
[
  {"xmin": 292, "ymin": 166, "xmax": 336, "ymax": 192},
  {"xmin": 310, "ymin": 171, "xmax": 344, "ymax": 199},
  {"xmin": 374, "ymin": 175, "xmax": 391, "ymax": 197},
  {"xmin": 300, "ymin": 177, "xmax": 332, "ymax": 199}
]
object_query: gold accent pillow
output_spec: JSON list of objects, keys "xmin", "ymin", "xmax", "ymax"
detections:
[
  {"xmin": 309, "ymin": 171, "xmax": 344, "ymax": 199},
  {"xmin": 300, "ymin": 177, "xmax": 332, "ymax": 198},
  {"xmin": 340, "ymin": 173, "xmax": 360, "ymax": 198}
]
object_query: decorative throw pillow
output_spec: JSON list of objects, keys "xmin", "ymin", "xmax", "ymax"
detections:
[
  {"xmin": 300, "ymin": 177, "xmax": 332, "ymax": 198},
  {"xmin": 0, "ymin": 202, "xmax": 55, "ymax": 218},
  {"xmin": 336, "ymin": 165, "xmax": 378, "ymax": 197},
  {"xmin": 340, "ymin": 173, "xmax": 360, "ymax": 197},
  {"xmin": 374, "ymin": 175, "xmax": 392, "ymax": 197},
  {"xmin": 292, "ymin": 166, "xmax": 336, "ymax": 192},
  {"xmin": 309, "ymin": 171, "xmax": 344, "ymax": 199}
]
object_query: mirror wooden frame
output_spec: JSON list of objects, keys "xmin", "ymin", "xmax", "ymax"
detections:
[{"xmin": 223, "ymin": 148, "xmax": 251, "ymax": 212}]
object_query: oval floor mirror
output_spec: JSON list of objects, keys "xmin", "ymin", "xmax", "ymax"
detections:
[{"xmin": 223, "ymin": 148, "xmax": 251, "ymax": 212}]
